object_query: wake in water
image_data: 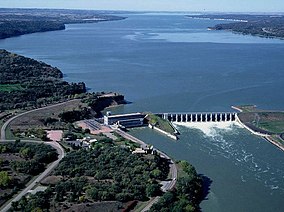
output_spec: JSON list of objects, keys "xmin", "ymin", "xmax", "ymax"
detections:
[{"xmin": 173, "ymin": 121, "xmax": 284, "ymax": 193}]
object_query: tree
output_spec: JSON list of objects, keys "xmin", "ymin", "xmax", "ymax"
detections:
[
  {"xmin": 31, "ymin": 207, "xmax": 43, "ymax": 212},
  {"xmin": 0, "ymin": 171, "xmax": 11, "ymax": 187},
  {"xmin": 20, "ymin": 147, "xmax": 33, "ymax": 159},
  {"xmin": 146, "ymin": 184, "xmax": 161, "ymax": 197},
  {"xmin": 151, "ymin": 169, "xmax": 162, "ymax": 179},
  {"xmin": 87, "ymin": 187, "xmax": 98, "ymax": 200},
  {"xmin": 84, "ymin": 128, "xmax": 91, "ymax": 134}
]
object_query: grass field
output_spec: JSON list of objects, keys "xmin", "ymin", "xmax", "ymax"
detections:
[
  {"xmin": 258, "ymin": 121, "xmax": 284, "ymax": 134},
  {"xmin": 0, "ymin": 84, "xmax": 23, "ymax": 92},
  {"xmin": 238, "ymin": 112, "xmax": 284, "ymax": 134},
  {"xmin": 5, "ymin": 126, "xmax": 15, "ymax": 139},
  {"xmin": 147, "ymin": 113, "xmax": 176, "ymax": 135}
]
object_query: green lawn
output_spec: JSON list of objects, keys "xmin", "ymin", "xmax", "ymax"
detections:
[
  {"xmin": 5, "ymin": 126, "xmax": 15, "ymax": 140},
  {"xmin": 147, "ymin": 113, "xmax": 176, "ymax": 135},
  {"xmin": 258, "ymin": 121, "xmax": 284, "ymax": 134},
  {"xmin": 0, "ymin": 84, "xmax": 23, "ymax": 92},
  {"xmin": 239, "ymin": 111, "xmax": 284, "ymax": 134}
]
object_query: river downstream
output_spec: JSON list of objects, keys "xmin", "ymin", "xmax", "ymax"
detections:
[{"xmin": 1, "ymin": 13, "xmax": 284, "ymax": 211}]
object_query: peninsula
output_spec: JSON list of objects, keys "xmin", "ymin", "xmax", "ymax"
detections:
[{"xmin": 188, "ymin": 14, "xmax": 284, "ymax": 40}]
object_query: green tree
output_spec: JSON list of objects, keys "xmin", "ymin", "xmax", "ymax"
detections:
[
  {"xmin": 151, "ymin": 169, "xmax": 162, "ymax": 179},
  {"xmin": 20, "ymin": 147, "xmax": 33, "ymax": 159},
  {"xmin": 87, "ymin": 187, "xmax": 98, "ymax": 200},
  {"xmin": 146, "ymin": 183, "xmax": 161, "ymax": 197},
  {"xmin": 0, "ymin": 171, "xmax": 11, "ymax": 187}
]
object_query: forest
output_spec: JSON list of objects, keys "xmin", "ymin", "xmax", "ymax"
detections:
[
  {"xmin": 0, "ymin": 49, "xmax": 86, "ymax": 111},
  {"xmin": 10, "ymin": 140, "xmax": 170, "ymax": 211},
  {"xmin": 0, "ymin": 21, "xmax": 65, "ymax": 39},
  {"xmin": 0, "ymin": 141, "xmax": 58, "ymax": 207}
]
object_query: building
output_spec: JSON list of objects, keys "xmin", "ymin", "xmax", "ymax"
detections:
[{"xmin": 104, "ymin": 112, "xmax": 146, "ymax": 128}]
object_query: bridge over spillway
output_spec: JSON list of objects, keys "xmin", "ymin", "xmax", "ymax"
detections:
[{"xmin": 156, "ymin": 112, "xmax": 238, "ymax": 123}]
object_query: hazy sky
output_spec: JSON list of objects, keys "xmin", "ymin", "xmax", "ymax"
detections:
[{"xmin": 1, "ymin": 0, "xmax": 283, "ymax": 12}]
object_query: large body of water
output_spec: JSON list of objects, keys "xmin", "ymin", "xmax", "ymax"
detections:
[{"xmin": 1, "ymin": 13, "xmax": 284, "ymax": 211}]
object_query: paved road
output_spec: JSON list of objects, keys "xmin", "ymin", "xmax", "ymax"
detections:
[
  {"xmin": 115, "ymin": 128, "xmax": 177, "ymax": 211},
  {"xmin": 1, "ymin": 99, "xmax": 79, "ymax": 140},
  {"xmin": 114, "ymin": 128, "xmax": 148, "ymax": 148},
  {"xmin": 0, "ymin": 140, "xmax": 65, "ymax": 212},
  {"xmin": 141, "ymin": 196, "xmax": 160, "ymax": 212},
  {"xmin": 0, "ymin": 101, "xmax": 71, "ymax": 211}
]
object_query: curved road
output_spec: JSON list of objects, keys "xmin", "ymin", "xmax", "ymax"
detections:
[
  {"xmin": 1, "ymin": 99, "xmax": 79, "ymax": 140},
  {"xmin": 0, "ymin": 140, "xmax": 64, "ymax": 212},
  {"xmin": 0, "ymin": 101, "xmax": 70, "ymax": 211}
]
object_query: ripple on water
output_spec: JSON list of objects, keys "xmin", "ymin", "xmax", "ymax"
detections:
[{"xmin": 174, "ymin": 121, "xmax": 284, "ymax": 192}]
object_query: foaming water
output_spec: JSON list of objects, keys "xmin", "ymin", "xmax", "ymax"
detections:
[
  {"xmin": 173, "ymin": 121, "xmax": 242, "ymax": 137},
  {"xmin": 174, "ymin": 121, "xmax": 284, "ymax": 193}
]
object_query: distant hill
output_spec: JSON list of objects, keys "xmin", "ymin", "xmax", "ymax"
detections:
[
  {"xmin": 0, "ymin": 8, "xmax": 126, "ymax": 39},
  {"xmin": 188, "ymin": 14, "xmax": 284, "ymax": 39}
]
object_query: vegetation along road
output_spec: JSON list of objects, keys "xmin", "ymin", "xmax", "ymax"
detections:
[
  {"xmin": 0, "ymin": 139, "xmax": 64, "ymax": 212},
  {"xmin": 0, "ymin": 102, "xmax": 68, "ymax": 211},
  {"xmin": 115, "ymin": 128, "xmax": 177, "ymax": 211}
]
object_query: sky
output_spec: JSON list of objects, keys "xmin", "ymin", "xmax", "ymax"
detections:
[{"xmin": 1, "ymin": 0, "xmax": 284, "ymax": 13}]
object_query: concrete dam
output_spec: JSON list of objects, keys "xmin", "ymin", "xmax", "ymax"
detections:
[{"xmin": 157, "ymin": 112, "xmax": 238, "ymax": 123}]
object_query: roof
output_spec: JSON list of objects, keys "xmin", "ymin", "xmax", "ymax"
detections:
[{"xmin": 106, "ymin": 112, "xmax": 144, "ymax": 118}]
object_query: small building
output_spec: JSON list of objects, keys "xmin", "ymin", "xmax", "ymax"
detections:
[
  {"xmin": 132, "ymin": 146, "xmax": 156, "ymax": 155},
  {"xmin": 104, "ymin": 113, "xmax": 146, "ymax": 128},
  {"xmin": 132, "ymin": 148, "xmax": 147, "ymax": 154}
]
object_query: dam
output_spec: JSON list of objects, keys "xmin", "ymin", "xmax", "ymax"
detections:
[{"xmin": 156, "ymin": 112, "xmax": 238, "ymax": 123}]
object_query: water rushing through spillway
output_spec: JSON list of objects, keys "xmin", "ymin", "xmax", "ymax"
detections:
[
  {"xmin": 1, "ymin": 13, "xmax": 284, "ymax": 211},
  {"xmin": 174, "ymin": 121, "xmax": 241, "ymax": 137}
]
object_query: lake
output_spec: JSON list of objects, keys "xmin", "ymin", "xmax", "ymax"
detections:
[{"xmin": 1, "ymin": 13, "xmax": 284, "ymax": 211}]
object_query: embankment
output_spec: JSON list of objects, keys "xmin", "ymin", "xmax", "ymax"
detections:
[
  {"xmin": 235, "ymin": 114, "xmax": 284, "ymax": 152},
  {"xmin": 148, "ymin": 124, "xmax": 178, "ymax": 140}
]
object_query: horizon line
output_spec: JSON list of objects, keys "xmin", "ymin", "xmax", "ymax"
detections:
[{"xmin": 0, "ymin": 7, "xmax": 284, "ymax": 15}]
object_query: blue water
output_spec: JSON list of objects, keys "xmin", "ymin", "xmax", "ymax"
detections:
[{"xmin": 1, "ymin": 14, "xmax": 284, "ymax": 211}]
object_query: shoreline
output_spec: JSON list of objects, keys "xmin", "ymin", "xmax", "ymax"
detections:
[
  {"xmin": 265, "ymin": 136, "xmax": 284, "ymax": 152},
  {"xmin": 148, "ymin": 124, "xmax": 178, "ymax": 140},
  {"xmin": 231, "ymin": 106, "xmax": 243, "ymax": 112},
  {"xmin": 234, "ymin": 113, "xmax": 284, "ymax": 152}
]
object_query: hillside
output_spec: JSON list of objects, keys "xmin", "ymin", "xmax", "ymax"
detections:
[{"xmin": 0, "ymin": 49, "xmax": 86, "ymax": 111}]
